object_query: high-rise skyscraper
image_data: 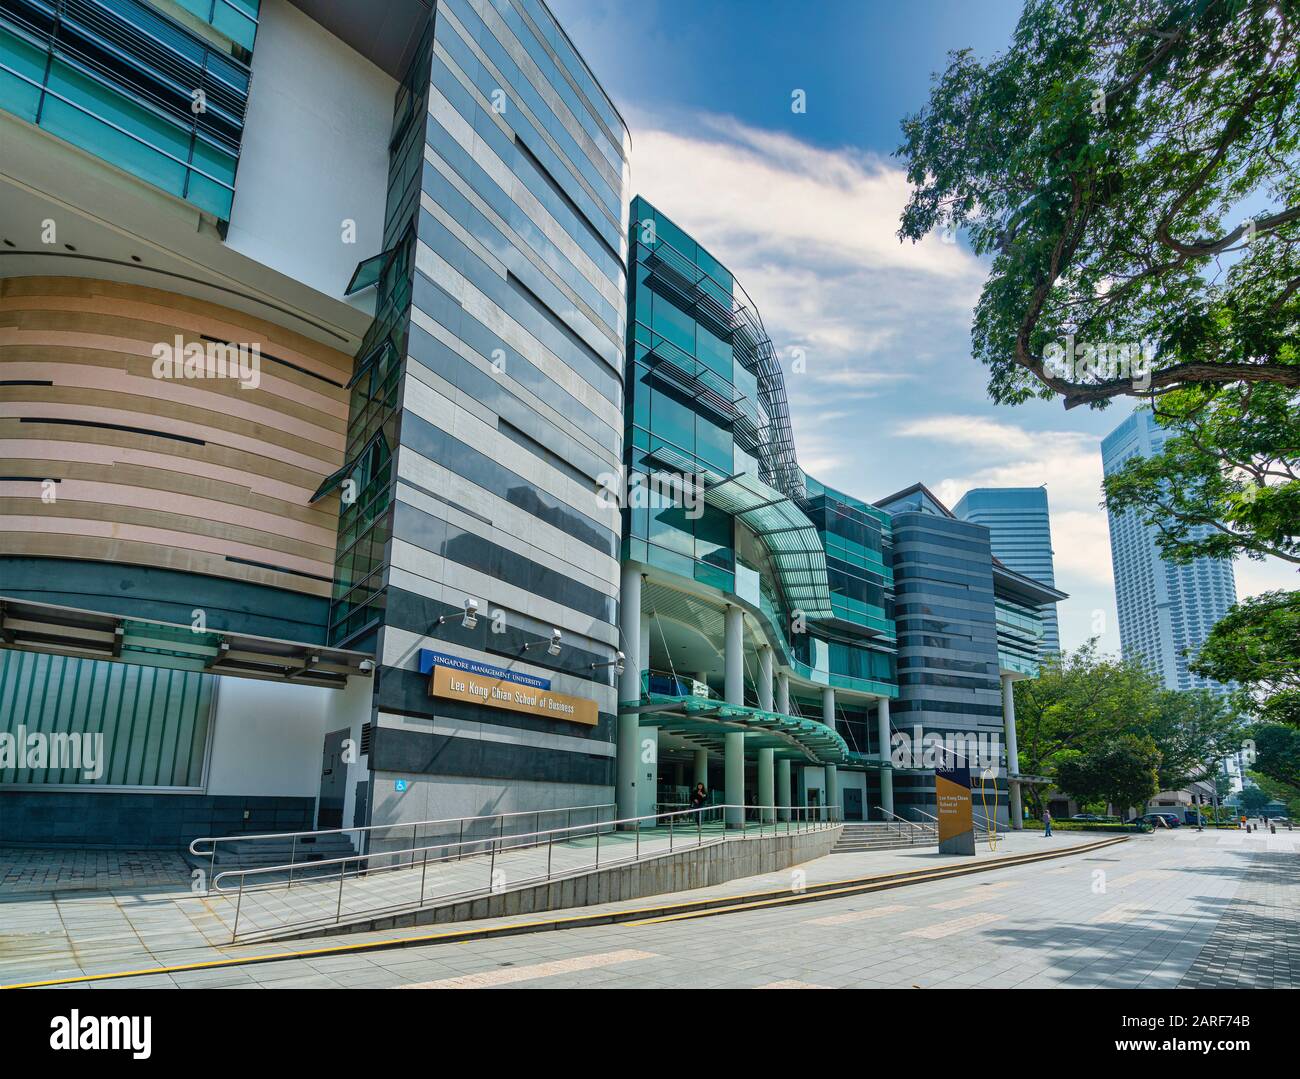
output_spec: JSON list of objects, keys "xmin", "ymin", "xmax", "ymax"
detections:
[
  {"xmin": 1101, "ymin": 411, "xmax": 1237, "ymax": 693},
  {"xmin": 953, "ymin": 487, "xmax": 1060, "ymax": 654}
]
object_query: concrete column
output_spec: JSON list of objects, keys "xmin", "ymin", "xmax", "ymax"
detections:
[
  {"xmin": 693, "ymin": 748, "xmax": 708, "ymax": 789},
  {"xmin": 1002, "ymin": 673, "xmax": 1023, "ymax": 830},
  {"xmin": 725, "ymin": 731, "xmax": 745, "ymax": 828},
  {"xmin": 776, "ymin": 758, "xmax": 792, "ymax": 821},
  {"xmin": 757, "ymin": 747, "xmax": 775, "ymax": 823},
  {"xmin": 776, "ymin": 671, "xmax": 790, "ymax": 715},
  {"xmin": 636, "ymin": 726, "xmax": 658, "ymax": 823},
  {"xmin": 616, "ymin": 567, "xmax": 642, "ymax": 823},
  {"xmin": 757, "ymin": 646, "xmax": 773, "ymax": 712},
  {"xmin": 824, "ymin": 764, "xmax": 839, "ymax": 822},
  {"xmin": 821, "ymin": 685, "xmax": 835, "ymax": 730},
  {"xmin": 724, "ymin": 605, "xmax": 744, "ymax": 707},
  {"xmin": 639, "ymin": 612, "xmax": 651, "ymax": 679},
  {"xmin": 877, "ymin": 697, "xmax": 894, "ymax": 819}
]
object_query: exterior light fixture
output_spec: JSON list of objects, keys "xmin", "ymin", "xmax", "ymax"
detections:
[
  {"xmin": 592, "ymin": 649, "xmax": 625, "ymax": 676},
  {"xmin": 525, "ymin": 628, "xmax": 562, "ymax": 656},
  {"xmin": 435, "ymin": 597, "xmax": 479, "ymax": 629}
]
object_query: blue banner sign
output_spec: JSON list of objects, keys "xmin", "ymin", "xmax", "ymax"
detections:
[{"xmin": 417, "ymin": 649, "xmax": 551, "ymax": 690}]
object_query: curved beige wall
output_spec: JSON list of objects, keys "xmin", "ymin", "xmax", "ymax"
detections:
[{"xmin": 0, "ymin": 277, "xmax": 353, "ymax": 598}]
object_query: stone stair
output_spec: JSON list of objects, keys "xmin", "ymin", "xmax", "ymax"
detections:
[
  {"xmin": 830, "ymin": 821, "xmax": 937, "ymax": 853},
  {"xmin": 185, "ymin": 832, "xmax": 358, "ymax": 880}
]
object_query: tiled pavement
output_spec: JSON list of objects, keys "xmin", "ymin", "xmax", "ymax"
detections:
[
  {"xmin": 0, "ymin": 830, "xmax": 1096, "ymax": 987},
  {"xmin": 0, "ymin": 848, "xmax": 192, "ymax": 894},
  {"xmin": 1178, "ymin": 850, "xmax": 1300, "ymax": 988},
  {"xmin": 4, "ymin": 829, "xmax": 1296, "ymax": 989}
]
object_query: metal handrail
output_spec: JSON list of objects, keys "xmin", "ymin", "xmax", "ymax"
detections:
[
  {"xmin": 911, "ymin": 806, "xmax": 1003, "ymax": 836},
  {"xmin": 191, "ymin": 802, "xmax": 616, "ymax": 892},
  {"xmin": 872, "ymin": 805, "xmax": 935, "ymax": 845},
  {"xmin": 212, "ymin": 803, "xmax": 841, "ymax": 942},
  {"xmin": 189, "ymin": 802, "xmax": 615, "ymax": 855},
  {"xmin": 873, "ymin": 805, "xmax": 931, "ymax": 834}
]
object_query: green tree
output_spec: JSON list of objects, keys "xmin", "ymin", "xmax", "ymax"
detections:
[
  {"xmin": 1012, "ymin": 641, "xmax": 1162, "ymax": 815},
  {"xmin": 1246, "ymin": 770, "xmax": 1300, "ymax": 819},
  {"xmin": 897, "ymin": 0, "xmax": 1300, "ymax": 564},
  {"xmin": 1056, "ymin": 735, "xmax": 1162, "ymax": 816},
  {"xmin": 1103, "ymin": 398, "xmax": 1299, "ymax": 566},
  {"xmin": 1139, "ymin": 689, "xmax": 1247, "ymax": 792},
  {"xmin": 1251, "ymin": 723, "xmax": 1300, "ymax": 787},
  {"xmin": 1191, "ymin": 591, "xmax": 1300, "ymax": 726},
  {"xmin": 1238, "ymin": 786, "xmax": 1272, "ymax": 815},
  {"xmin": 897, "ymin": 0, "xmax": 1300, "ymax": 410}
]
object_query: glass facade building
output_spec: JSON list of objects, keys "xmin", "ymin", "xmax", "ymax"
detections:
[
  {"xmin": 953, "ymin": 486, "xmax": 1060, "ymax": 654},
  {"xmin": 1101, "ymin": 410, "xmax": 1237, "ymax": 694},
  {"xmin": 0, "ymin": 0, "xmax": 1067, "ymax": 849},
  {"xmin": 0, "ymin": 0, "xmax": 252, "ymax": 220}
]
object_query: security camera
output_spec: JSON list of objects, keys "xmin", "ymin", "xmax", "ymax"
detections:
[
  {"xmin": 358, "ymin": 659, "xmax": 375, "ymax": 674},
  {"xmin": 546, "ymin": 628, "xmax": 562, "ymax": 656},
  {"xmin": 461, "ymin": 597, "xmax": 479, "ymax": 629}
]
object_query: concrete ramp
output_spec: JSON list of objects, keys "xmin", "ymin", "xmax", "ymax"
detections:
[{"xmin": 207, "ymin": 817, "xmax": 842, "ymax": 944}]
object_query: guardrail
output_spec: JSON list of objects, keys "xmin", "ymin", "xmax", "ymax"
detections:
[
  {"xmin": 190, "ymin": 803, "xmax": 616, "ymax": 886},
  {"xmin": 212, "ymin": 803, "xmax": 840, "ymax": 943},
  {"xmin": 873, "ymin": 805, "xmax": 936, "ymax": 845}
]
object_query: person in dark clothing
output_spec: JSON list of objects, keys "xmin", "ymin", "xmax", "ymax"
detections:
[{"xmin": 689, "ymin": 782, "xmax": 708, "ymax": 823}]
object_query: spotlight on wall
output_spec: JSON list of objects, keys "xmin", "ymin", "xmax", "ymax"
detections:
[
  {"xmin": 524, "ymin": 628, "xmax": 563, "ymax": 657},
  {"xmin": 592, "ymin": 650, "xmax": 625, "ymax": 677},
  {"xmin": 434, "ymin": 597, "xmax": 480, "ymax": 630}
]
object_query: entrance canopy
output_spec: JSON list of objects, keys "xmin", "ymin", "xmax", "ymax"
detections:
[
  {"xmin": 0, "ymin": 596, "xmax": 373, "ymax": 690},
  {"xmin": 622, "ymin": 691, "xmax": 850, "ymax": 765}
]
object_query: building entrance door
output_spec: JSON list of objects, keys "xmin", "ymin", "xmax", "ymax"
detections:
[
  {"xmin": 844, "ymin": 788, "xmax": 863, "ymax": 821},
  {"xmin": 317, "ymin": 728, "xmax": 348, "ymax": 829}
]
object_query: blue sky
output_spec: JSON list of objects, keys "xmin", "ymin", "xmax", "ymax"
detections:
[{"xmin": 551, "ymin": 0, "xmax": 1295, "ymax": 653}]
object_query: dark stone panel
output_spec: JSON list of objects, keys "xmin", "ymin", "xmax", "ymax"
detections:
[
  {"xmin": 383, "ymin": 587, "xmax": 614, "ymax": 685},
  {"xmin": 0, "ymin": 558, "xmax": 329, "ymax": 644},
  {"xmin": 0, "ymin": 791, "xmax": 316, "ymax": 848},
  {"xmin": 390, "ymin": 500, "xmax": 616, "ymax": 623},
  {"xmin": 375, "ymin": 664, "xmax": 615, "ymax": 744},
  {"xmin": 396, "ymin": 402, "xmax": 616, "ymax": 556},
  {"xmin": 370, "ymin": 725, "xmax": 615, "ymax": 787}
]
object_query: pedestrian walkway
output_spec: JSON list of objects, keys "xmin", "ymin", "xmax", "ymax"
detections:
[
  {"xmin": 0, "ymin": 829, "xmax": 1099, "ymax": 987},
  {"xmin": 1178, "ymin": 850, "xmax": 1300, "ymax": 988}
]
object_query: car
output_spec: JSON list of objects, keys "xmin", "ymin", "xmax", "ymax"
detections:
[
  {"xmin": 1070, "ymin": 813, "xmax": 1105, "ymax": 821},
  {"xmin": 1134, "ymin": 812, "xmax": 1182, "ymax": 829}
]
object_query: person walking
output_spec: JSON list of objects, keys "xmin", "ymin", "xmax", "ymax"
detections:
[
  {"xmin": 1043, "ymin": 809, "xmax": 1053, "ymax": 837},
  {"xmin": 689, "ymin": 781, "xmax": 708, "ymax": 824}
]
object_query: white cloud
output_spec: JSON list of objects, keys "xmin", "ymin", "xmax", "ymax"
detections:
[{"xmin": 626, "ymin": 112, "xmax": 987, "ymax": 377}]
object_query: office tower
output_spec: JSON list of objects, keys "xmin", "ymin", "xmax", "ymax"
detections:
[
  {"xmin": 1101, "ymin": 411, "xmax": 1237, "ymax": 693},
  {"xmin": 953, "ymin": 487, "xmax": 1060, "ymax": 654}
]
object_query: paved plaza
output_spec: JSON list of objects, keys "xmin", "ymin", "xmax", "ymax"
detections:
[{"xmin": 1, "ymin": 828, "xmax": 1296, "ymax": 989}]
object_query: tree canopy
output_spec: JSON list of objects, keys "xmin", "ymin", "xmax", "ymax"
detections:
[
  {"xmin": 1191, "ymin": 590, "xmax": 1300, "ymax": 724},
  {"xmin": 898, "ymin": 0, "xmax": 1300, "ymax": 410}
]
